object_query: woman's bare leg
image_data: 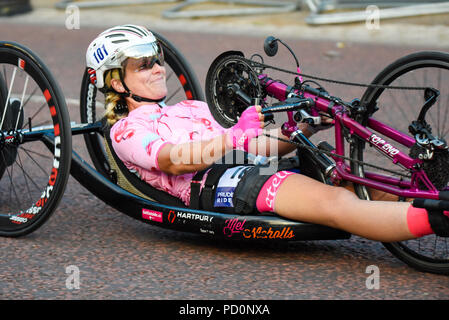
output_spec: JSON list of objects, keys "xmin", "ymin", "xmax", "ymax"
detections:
[
  {"xmin": 273, "ymin": 173, "xmax": 416, "ymax": 242},
  {"xmin": 342, "ymin": 182, "xmax": 403, "ymax": 202}
]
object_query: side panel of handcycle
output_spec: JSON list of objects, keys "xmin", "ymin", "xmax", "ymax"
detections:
[{"xmin": 69, "ymin": 146, "xmax": 351, "ymax": 242}]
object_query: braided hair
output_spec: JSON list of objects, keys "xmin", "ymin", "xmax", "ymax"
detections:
[{"xmin": 103, "ymin": 68, "xmax": 129, "ymax": 126}]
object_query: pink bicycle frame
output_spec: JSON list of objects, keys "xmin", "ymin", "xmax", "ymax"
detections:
[{"xmin": 261, "ymin": 73, "xmax": 446, "ymax": 201}]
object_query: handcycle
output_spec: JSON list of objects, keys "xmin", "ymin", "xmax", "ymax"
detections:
[{"xmin": 0, "ymin": 33, "xmax": 448, "ymax": 275}]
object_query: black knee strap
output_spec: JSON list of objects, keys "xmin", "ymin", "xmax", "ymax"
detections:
[
  {"xmin": 233, "ymin": 166, "xmax": 272, "ymax": 214},
  {"xmin": 428, "ymin": 210, "xmax": 449, "ymax": 237},
  {"xmin": 233, "ymin": 157, "xmax": 299, "ymax": 215}
]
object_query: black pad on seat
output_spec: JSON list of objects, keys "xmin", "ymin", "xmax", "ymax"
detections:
[{"xmin": 103, "ymin": 126, "xmax": 188, "ymax": 208}]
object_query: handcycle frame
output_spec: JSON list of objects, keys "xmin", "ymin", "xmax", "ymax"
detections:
[{"xmin": 260, "ymin": 76, "xmax": 449, "ymax": 202}]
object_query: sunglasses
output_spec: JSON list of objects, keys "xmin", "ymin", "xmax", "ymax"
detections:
[
  {"xmin": 122, "ymin": 42, "xmax": 165, "ymax": 72},
  {"xmin": 134, "ymin": 55, "xmax": 164, "ymax": 72}
]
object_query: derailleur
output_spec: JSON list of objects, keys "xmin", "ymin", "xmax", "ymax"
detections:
[{"xmin": 409, "ymin": 120, "xmax": 448, "ymax": 161}]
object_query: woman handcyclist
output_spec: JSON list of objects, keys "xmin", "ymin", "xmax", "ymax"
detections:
[{"xmin": 86, "ymin": 24, "xmax": 449, "ymax": 242}]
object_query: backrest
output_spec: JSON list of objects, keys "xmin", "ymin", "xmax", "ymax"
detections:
[{"xmin": 103, "ymin": 127, "xmax": 188, "ymax": 208}]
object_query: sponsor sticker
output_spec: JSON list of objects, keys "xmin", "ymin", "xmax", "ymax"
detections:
[
  {"xmin": 142, "ymin": 209, "xmax": 163, "ymax": 223},
  {"xmin": 223, "ymin": 218, "xmax": 246, "ymax": 237}
]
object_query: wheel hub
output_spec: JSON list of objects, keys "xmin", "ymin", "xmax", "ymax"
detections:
[{"xmin": 0, "ymin": 99, "xmax": 24, "ymax": 167}]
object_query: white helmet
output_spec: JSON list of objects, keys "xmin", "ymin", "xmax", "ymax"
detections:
[{"xmin": 86, "ymin": 24, "xmax": 163, "ymax": 90}]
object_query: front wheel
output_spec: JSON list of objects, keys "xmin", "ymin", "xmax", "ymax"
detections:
[
  {"xmin": 0, "ymin": 42, "xmax": 72, "ymax": 237},
  {"xmin": 353, "ymin": 51, "xmax": 449, "ymax": 274}
]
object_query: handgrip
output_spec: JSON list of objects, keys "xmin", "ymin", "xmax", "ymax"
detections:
[
  {"xmin": 253, "ymin": 98, "xmax": 274, "ymax": 123},
  {"xmin": 413, "ymin": 198, "xmax": 449, "ymax": 211},
  {"xmin": 263, "ymin": 113, "xmax": 274, "ymax": 123},
  {"xmin": 261, "ymin": 97, "xmax": 314, "ymax": 114}
]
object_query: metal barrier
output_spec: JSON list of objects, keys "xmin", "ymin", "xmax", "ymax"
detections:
[
  {"xmin": 55, "ymin": 0, "xmax": 299, "ymax": 18},
  {"xmin": 55, "ymin": 0, "xmax": 178, "ymax": 9},
  {"xmin": 162, "ymin": 0, "xmax": 298, "ymax": 19},
  {"xmin": 303, "ymin": 0, "xmax": 449, "ymax": 24}
]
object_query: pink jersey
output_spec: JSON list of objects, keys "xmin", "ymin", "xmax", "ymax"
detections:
[{"xmin": 110, "ymin": 100, "xmax": 227, "ymax": 206}]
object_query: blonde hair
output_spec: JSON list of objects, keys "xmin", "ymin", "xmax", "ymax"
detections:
[{"xmin": 103, "ymin": 68, "xmax": 128, "ymax": 126}]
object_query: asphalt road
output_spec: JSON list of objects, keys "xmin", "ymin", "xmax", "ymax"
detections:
[{"xmin": 0, "ymin": 21, "xmax": 448, "ymax": 300}]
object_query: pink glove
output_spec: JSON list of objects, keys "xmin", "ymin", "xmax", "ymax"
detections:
[{"xmin": 226, "ymin": 106, "xmax": 263, "ymax": 152}]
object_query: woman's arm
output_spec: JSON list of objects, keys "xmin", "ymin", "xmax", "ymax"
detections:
[{"xmin": 157, "ymin": 133, "xmax": 231, "ymax": 176}]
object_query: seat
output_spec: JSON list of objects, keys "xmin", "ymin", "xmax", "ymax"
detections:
[{"xmin": 103, "ymin": 126, "xmax": 188, "ymax": 208}]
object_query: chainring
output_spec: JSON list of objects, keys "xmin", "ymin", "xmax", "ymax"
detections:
[{"xmin": 205, "ymin": 51, "xmax": 262, "ymax": 128}]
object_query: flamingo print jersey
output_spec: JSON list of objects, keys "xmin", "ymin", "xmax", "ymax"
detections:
[{"xmin": 110, "ymin": 100, "xmax": 227, "ymax": 206}]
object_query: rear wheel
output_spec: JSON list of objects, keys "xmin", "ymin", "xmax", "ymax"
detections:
[
  {"xmin": 0, "ymin": 41, "xmax": 72, "ymax": 237},
  {"xmin": 353, "ymin": 51, "xmax": 449, "ymax": 274},
  {"xmin": 79, "ymin": 31, "xmax": 204, "ymax": 179}
]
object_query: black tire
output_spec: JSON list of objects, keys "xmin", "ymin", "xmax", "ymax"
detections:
[
  {"xmin": 353, "ymin": 51, "xmax": 449, "ymax": 274},
  {"xmin": 0, "ymin": 72, "xmax": 7, "ymax": 179},
  {"xmin": 0, "ymin": 41, "xmax": 72, "ymax": 237},
  {"xmin": 80, "ymin": 31, "xmax": 204, "ymax": 179}
]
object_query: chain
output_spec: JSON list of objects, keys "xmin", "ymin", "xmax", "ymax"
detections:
[
  {"xmin": 242, "ymin": 57, "xmax": 429, "ymax": 91},
  {"xmin": 263, "ymin": 133, "xmax": 412, "ymax": 178},
  {"xmin": 229, "ymin": 56, "xmax": 416, "ymax": 177}
]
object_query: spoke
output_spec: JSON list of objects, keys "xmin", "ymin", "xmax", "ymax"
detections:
[
  {"xmin": 15, "ymin": 151, "xmax": 33, "ymax": 202},
  {"xmin": 20, "ymin": 147, "xmax": 50, "ymax": 176},
  {"xmin": 19, "ymin": 146, "xmax": 52, "ymax": 160},
  {"xmin": 386, "ymin": 87, "xmax": 411, "ymax": 127},
  {"xmin": 15, "ymin": 74, "xmax": 29, "ymax": 130},
  {"xmin": 1, "ymin": 152, "xmax": 20, "ymax": 210},
  {"xmin": 440, "ymin": 94, "xmax": 449, "ymax": 139},
  {"xmin": 436, "ymin": 69, "xmax": 442, "ymax": 137},
  {"xmin": 1, "ymin": 67, "xmax": 17, "ymax": 129},
  {"xmin": 12, "ymin": 152, "xmax": 45, "ymax": 190},
  {"xmin": 20, "ymin": 85, "xmax": 39, "ymax": 114},
  {"xmin": 444, "ymin": 238, "xmax": 449, "ymax": 259},
  {"xmin": 26, "ymin": 100, "xmax": 48, "ymax": 127}
]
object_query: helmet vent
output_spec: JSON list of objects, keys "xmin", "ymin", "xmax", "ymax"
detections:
[
  {"xmin": 106, "ymin": 33, "xmax": 125, "ymax": 38},
  {"xmin": 123, "ymin": 25, "xmax": 147, "ymax": 37},
  {"xmin": 111, "ymin": 39, "xmax": 129, "ymax": 44}
]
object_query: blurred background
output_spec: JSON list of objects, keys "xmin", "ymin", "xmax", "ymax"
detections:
[{"xmin": 0, "ymin": 0, "xmax": 448, "ymax": 46}]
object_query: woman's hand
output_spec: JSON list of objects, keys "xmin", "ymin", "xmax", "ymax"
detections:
[{"xmin": 225, "ymin": 105, "xmax": 264, "ymax": 152}]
